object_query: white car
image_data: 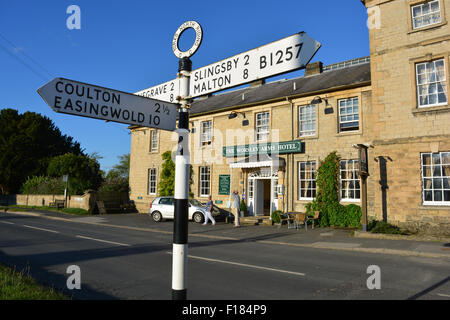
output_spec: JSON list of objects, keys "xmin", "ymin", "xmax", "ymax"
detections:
[{"xmin": 149, "ymin": 197, "xmax": 216, "ymax": 223}]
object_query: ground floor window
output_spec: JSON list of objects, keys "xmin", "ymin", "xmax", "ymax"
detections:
[
  {"xmin": 421, "ymin": 152, "xmax": 450, "ymax": 205},
  {"xmin": 199, "ymin": 166, "xmax": 210, "ymax": 197},
  {"xmin": 148, "ymin": 168, "xmax": 157, "ymax": 195},
  {"xmin": 340, "ymin": 160, "xmax": 360, "ymax": 201},
  {"xmin": 298, "ymin": 161, "xmax": 316, "ymax": 200}
]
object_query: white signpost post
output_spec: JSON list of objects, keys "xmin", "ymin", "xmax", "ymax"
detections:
[{"xmin": 38, "ymin": 78, "xmax": 178, "ymax": 131}]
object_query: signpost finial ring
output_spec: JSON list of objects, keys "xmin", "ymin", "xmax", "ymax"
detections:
[{"xmin": 172, "ymin": 21, "xmax": 203, "ymax": 59}]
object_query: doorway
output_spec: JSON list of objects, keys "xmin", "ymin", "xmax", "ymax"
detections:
[{"xmin": 247, "ymin": 177, "xmax": 278, "ymax": 216}]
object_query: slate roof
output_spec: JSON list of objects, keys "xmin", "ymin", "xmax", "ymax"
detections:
[{"xmin": 189, "ymin": 62, "xmax": 371, "ymax": 116}]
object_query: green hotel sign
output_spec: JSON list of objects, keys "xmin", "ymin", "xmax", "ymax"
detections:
[
  {"xmin": 218, "ymin": 175, "xmax": 231, "ymax": 195},
  {"xmin": 223, "ymin": 140, "xmax": 302, "ymax": 157}
]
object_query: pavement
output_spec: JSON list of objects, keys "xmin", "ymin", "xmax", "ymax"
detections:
[{"xmin": 3, "ymin": 208, "xmax": 450, "ymax": 260}]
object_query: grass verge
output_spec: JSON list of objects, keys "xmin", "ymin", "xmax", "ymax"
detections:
[
  {"xmin": 0, "ymin": 264, "xmax": 67, "ymax": 300},
  {"xmin": 0, "ymin": 205, "xmax": 90, "ymax": 216}
]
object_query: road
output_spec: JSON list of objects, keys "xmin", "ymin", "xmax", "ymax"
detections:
[{"xmin": 0, "ymin": 211, "xmax": 449, "ymax": 300}]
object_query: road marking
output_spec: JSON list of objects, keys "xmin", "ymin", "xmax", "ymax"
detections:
[
  {"xmin": 76, "ymin": 235, "xmax": 130, "ymax": 247},
  {"xmin": 167, "ymin": 252, "xmax": 305, "ymax": 277},
  {"xmin": 22, "ymin": 224, "xmax": 60, "ymax": 233},
  {"xmin": 437, "ymin": 293, "xmax": 450, "ymax": 298},
  {"xmin": 0, "ymin": 221, "xmax": 14, "ymax": 225}
]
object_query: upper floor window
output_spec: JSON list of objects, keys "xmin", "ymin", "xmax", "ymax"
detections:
[
  {"xmin": 340, "ymin": 160, "xmax": 360, "ymax": 201},
  {"xmin": 200, "ymin": 120, "xmax": 212, "ymax": 146},
  {"xmin": 298, "ymin": 105, "xmax": 316, "ymax": 137},
  {"xmin": 255, "ymin": 112, "xmax": 270, "ymax": 141},
  {"xmin": 150, "ymin": 130, "xmax": 158, "ymax": 152},
  {"xmin": 338, "ymin": 97, "xmax": 359, "ymax": 132},
  {"xmin": 421, "ymin": 152, "xmax": 450, "ymax": 205},
  {"xmin": 412, "ymin": 0, "xmax": 441, "ymax": 29},
  {"xmin": 416, "ymin": 59, "xmax": 447, "ymax": 108}
]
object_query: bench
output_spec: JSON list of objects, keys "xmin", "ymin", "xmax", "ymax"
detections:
[{"xmin": 49, "ymin": 199, "xmax": 65, "ymax": 209}]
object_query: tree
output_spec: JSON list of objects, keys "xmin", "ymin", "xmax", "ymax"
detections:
[
  {"xmin": 47, "ymin": 153, "xmax": 103, "ymax": 195},
  {"xmin": 99, "ymin": 153, "xmax": 130, "ymax": 193},
  {"xmin": 0, "ymin": 109, "xmax": 83, "ymax": 194},
  {"xmin": 158, "ymin": 151, "xmax": 194, "ymax": 197}
]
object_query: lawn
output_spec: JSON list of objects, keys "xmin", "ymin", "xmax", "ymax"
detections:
[{"xmin": 0, "ymin": 264, "xmax": 67, "ymax": 300}]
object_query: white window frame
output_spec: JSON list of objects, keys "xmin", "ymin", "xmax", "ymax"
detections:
[
  {"xmin": 248, "ymin": 179, "xmax": 254, "ymax": 199},
  {"xmin": 148, "ymin": 168, "xmax": 157, "ymax": 195},
  {"xmin": 416, "ymin": 59, "xmax": 447, "ymax": 108},
  {"xmin": 255, "ymin": 111, "xmax": 270, "ymax": 141},
  {"xmin": 298, "ymin": 105, "xmax": 316, "ymax": 137},
  {"xmin": 199, "ymin": 166, "xmax": 210, "ymax": 197},
  {"xmin": 200, "ymin": 120, "xmax": 212, "ymax": 146},
  {"xmin": 411, "ymin": 0, "xmax": 442, "ymax": 29},
  {"xmin": 150, "ymin": 130, "xmax": 158, "ymax": 152},
  {"xmin": 421, "ymin": 152, "xmax": 450, "ymax": 205},
  {"xmin": 298, "ymin": 161, "xmax": 317, "ymax": 200},
  {"xmin": 340, "ymin": 160, "xmax": 360, "ymax": 202},
  {"xmin": 338, "ymin": 97, "xmax": 359, "ymax": 132}
]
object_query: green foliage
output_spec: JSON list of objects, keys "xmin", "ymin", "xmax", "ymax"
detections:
[
  {"xmin": 240, "ymin": 199, "xmax": 247, "ymax": 213},
  {"xmin": 307, "ymin": 151, "xmax": 362, "ymax": 228},
  {"xmin": 20, "ymin": 176, "xmax": 65, "ymax": 195},
  {"xmin": 100, "ymin": 153, "xmax": 130, "ymax": 193},
  {"xmin": 0, "ymin": 109, "xmax": 83, "ymax": 194},
  {"xmin": 47, "ymin": 153, "xmax": 103, "ymax": 194},
  {"xmin": 60, "ymin": 208, "xmax": 90, "ymax": 215},
  {"xmin": 368, "ymin": 220, "xmax": 403, "ymax": 234},
  {"xmin": 158, "ymin": 151, "xmax": 194, "ymax": 197},
  {"xmin": 271, "ymin": 210, "xmax": 283, "ymax": 224}
]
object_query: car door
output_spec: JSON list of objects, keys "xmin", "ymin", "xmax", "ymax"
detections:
[{"xmin": 158, "ymin": 197, "xmax": 174, "ymax": 218}]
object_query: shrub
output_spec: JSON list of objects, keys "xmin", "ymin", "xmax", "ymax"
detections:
[
  {"xmin": 368, "ymin": 220, "xmax": 403, "ymax": 234},
  {"xmin": 21, "ymin": 176, "xmax": 65, "ymax": 195},
  {"xmin": 345, "ymin": 204, "xmax": 362, "ymax": 228},
  {"xmin": 271, "ymin": 210, "xmax": 283, "ymax": 224},
  {"xmin": 240, "ymin": 199, "xmax": 247, "ymax": 214}
]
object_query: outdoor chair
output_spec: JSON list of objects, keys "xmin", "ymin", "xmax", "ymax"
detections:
[
  {"xmin": 306, "ymin": 211, "xmax": 320, "ymax": 229},
  {"xmin": 275, "ymin": 211, "xmax": 294, "ymax": 229},
  {"xmin": 293, "ymin": 212, "xmax": 306, "ymax": 230}
]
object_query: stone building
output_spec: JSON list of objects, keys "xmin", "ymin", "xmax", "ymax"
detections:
[{"xmin": 129, "ymin": 0, "xmax": 450, "ymax": 235}]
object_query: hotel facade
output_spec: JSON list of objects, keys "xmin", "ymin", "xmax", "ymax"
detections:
[{"xmin": 129, "ymin": 0, "xmax": 450, "ymax": 235}]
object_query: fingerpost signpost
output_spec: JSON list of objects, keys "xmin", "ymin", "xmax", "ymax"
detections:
[{"xmin": 37, "ymin": 20, "xmax": 321, "ymax": 300}]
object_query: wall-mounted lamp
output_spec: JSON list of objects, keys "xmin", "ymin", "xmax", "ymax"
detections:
[
  {"xmin": 228, "ymin": 111, "xmax": 249, "ymax": 126},
  {"xmin": 311, "ymin": 96, "xmax": 333, "ymax": 114}
]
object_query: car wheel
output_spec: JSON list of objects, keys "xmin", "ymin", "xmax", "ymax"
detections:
[
  {"xmin": 193, "ymin": 212, "xmax": 204, "ymax": 224},
  {"xmin": 152, "ymin": 211, "xmax": 163, "ymax": 222}
]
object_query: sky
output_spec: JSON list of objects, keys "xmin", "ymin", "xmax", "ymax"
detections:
[{"xmin": 0, "ymin": 0, "xmax": 370, "ymax": 172}]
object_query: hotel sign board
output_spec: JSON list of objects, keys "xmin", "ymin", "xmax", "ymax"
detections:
[
  {"xmin": 223, "ymin": 140, "xmax": 302, "ymax": 157},
  {"xmin": 218, "ymin": 175, "xmax": 231, "ymax": 195}
]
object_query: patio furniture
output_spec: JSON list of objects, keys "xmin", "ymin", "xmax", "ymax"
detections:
[
  {"xmin": 306, "ymin": 211, "xmax": 320, "ymax": 229},
  {"xmin": 275, "ymin": 211, "xmax": 295, "ymax": 229},
  {"xmin": 290, "ymin": 212, "xmax": 306, "ymax": 230}
]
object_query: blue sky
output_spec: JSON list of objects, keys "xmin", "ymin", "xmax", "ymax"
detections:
[{"xmin": 0, "ymin": 0, "xmax": 370, "ymax": 172}]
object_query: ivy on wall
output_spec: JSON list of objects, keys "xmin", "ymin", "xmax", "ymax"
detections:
[{"xmin": 306, "ymin": 151, "xmax": 362, "ymax": 228}]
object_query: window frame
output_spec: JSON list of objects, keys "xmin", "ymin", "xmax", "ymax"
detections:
[
  {"xmin": 411, "ymin": 0, "xmax": 442, "ymax": 30},
  {"xmin": 150, "ymin": 130, "xmax": 158, "ymax": 153},
  {"xmin": 298, "ymin": 161, "xmax": 317, "ymax": 200},
  {"xmin": 415, "ymin": 58, "xmax": 448, "ymax": 108},
  {"xmin": 298, "ymin": 104, "xmax": 316, "ymax": 137},
  {"xmin": 199, "ymin": 166, "xmax": 211, "ymax": 197},
  {"xmin": 421, "ymin": 151, "xmax": 450, "ymax": 206},
  {"xmin": 255, "ymin": 111, "xmax": 270, "ymax": 142},
  {"xmin": 148, "ymin": 168, "xmax": 157, "ymax": 195},
  {"xmin": 200, "ymin": 120, "xmax": 212, "ymax": 146},
  {"xmin": 339, "ymin": 160, "xmax": 361, "ymax": 202},
  {"xmin": 338, "ymin": 97, "xmax": 360, "ymax": 133}
]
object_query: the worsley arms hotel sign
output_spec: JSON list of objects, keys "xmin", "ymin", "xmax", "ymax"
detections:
[{"xmin": 223, "ymin": 140, "xmax": 302, "ymax": 157}]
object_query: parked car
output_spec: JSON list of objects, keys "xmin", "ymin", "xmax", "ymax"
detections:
[{"xmin": 149, "ymin": 197, "xmax": 223, "ymax": 223}]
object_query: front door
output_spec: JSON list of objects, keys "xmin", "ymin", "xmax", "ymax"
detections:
[{"xmin": 254, "ymin": 179, "xmax": 265, "ymax": 216}]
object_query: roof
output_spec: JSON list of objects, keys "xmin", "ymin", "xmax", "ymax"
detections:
[{"xmin": 189, "ymin": 61, "xmax": 371, "ymax": 117}]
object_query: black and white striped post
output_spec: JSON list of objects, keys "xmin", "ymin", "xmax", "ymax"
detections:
[
  {"xmin": 172, "ymin": 57, "xmax": 192, "ymax": 300},
  {"xmin": 171, "ymin": 20, "xmax": 202, "ymax": 301}
]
